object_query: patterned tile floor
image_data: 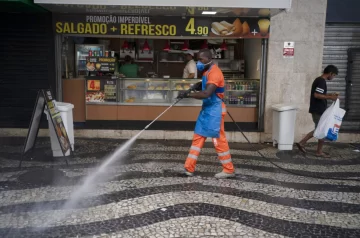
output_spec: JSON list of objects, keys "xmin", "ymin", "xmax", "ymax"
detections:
[{"xmin": 0, "ymin": 137, "xmax": 360, "ymax": 238}]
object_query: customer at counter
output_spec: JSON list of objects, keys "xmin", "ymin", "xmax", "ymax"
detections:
[
  {"xmin": 119, "ymin": 55, "xmax": 139, "ymax": 78},
  {"xmin": 183, "ymin": 51, "xmax": 197, "ymax": 79}
]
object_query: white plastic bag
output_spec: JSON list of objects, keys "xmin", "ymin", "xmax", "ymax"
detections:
[{"xmin": 313, "ymin": 99, "xmax": 346, "ymax": 141}]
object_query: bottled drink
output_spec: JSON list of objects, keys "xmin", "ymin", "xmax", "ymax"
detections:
[{"xmin": 89, "ymin": 50, "xmax": 92, "ymax": 56}]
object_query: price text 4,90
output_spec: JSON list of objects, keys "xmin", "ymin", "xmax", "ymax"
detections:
[{"xmin": 185, "ymin": 18, "xmax": 209, "ymax": 35}]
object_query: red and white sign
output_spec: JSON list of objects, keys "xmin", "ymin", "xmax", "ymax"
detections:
[{"xmin": 283, "ymin": 41, "xmax": 295, "ymax": 58}]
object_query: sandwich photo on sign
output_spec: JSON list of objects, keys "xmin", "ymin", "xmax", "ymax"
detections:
[
  {"xmin": 220, "ymin": 21, "xmax": 235, "ymax": 32},
  {"xmin": 211, "ymin": 18, "xmax": 253, "ymax": 37},
  {"xmin": 211, "ymin": 22, "xmax": 232, "ymax": 35}
]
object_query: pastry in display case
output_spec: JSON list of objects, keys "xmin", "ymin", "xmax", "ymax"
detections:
[
  {"xmin": 119, "ymin": 78, "xmax": 203, "ymax": 105},
  {"xmin": 170, "ymin": 79, "xmax": 202, "ymax": 105},
  {"xmin": 120, "ymin": 78, "xmax": 170, "ymax": 104}
]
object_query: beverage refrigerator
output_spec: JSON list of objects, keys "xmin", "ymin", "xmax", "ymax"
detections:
[{"xmin": 75, "ymin": 44, "xmax": 105, "ymax": 77}]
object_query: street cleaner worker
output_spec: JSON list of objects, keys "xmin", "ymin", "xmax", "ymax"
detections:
[{"xmin": 177, "ymin": 49, "xmax": 235, "ymax": 179}]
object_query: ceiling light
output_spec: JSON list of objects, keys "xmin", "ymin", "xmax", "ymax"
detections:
[
  {"xmin": 142, "ymin": 39, "xmax": 150, "ymax": 51},
  {"xmin": 163, "ymin": 40, "xmax": 170, "ymax": 51},
  {"xmin": 201, "ymin": 40, "xmax": 208, "ymax": 49},
  {"xmin": 182, "ymin": 40, "xmax": 189, "ymax": 51},
  {"xmin": 202, "ymin": 11, "xmax": 217, "ymax": 15},
  {"xmin": 220, "ymin": 40, "xmax": 227, "ymax": 50},
  {"xmin": 121, "ymin": 40, "xmax": 129, "ymax": 49}
]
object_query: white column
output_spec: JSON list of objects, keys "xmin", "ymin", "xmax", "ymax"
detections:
[{"xmin": 264, "ymin": 0, "xmax": 328, "ymax": 142}]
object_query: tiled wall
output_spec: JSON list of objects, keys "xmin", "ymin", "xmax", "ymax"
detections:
[{"xmin": 264, "ymin": 0, "xmax": 328, "ymax": 142}]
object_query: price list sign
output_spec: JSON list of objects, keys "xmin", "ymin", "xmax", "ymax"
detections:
[
  {"xmin": 86, "ymin": 57, "xmax": 116, "ymax": 72},
  {"xmin": 104, "ymin": 80, "xmax": 117, "ymax": 101},
  {"xmin": 87, "ymin": 80, "xmax": 101, "ymax": 91},
  {"xmin": 54, "ymin": 14, "xmax": 270, "ymax": 39},
  {"xmin": 86, "ymin": 79, "xmax": 117, "ymax": 103}
]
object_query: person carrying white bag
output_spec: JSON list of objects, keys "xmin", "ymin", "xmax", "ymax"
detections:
[
  {"xmin": 313, "ymin": 99, "xmax": 346, "ymax": 141},
  {"xmin": 296, "ymin": 65, "xmax": 339, "ymax": 158}
]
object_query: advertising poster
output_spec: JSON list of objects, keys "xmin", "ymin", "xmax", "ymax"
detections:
[
  {"xmin": 43, "ymin": 90, "xmax": 71, "ymax": 154},
  {"xmin": 53, "ymin": 14, "xmax": 270, "ymax": 38}
]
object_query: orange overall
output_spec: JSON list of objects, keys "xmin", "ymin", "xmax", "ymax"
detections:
[{"xmin": 184, "ymin": 65, "xmax": 234, "ymax": 174}]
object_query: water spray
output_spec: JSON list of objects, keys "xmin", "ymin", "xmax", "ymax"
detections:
[{"xmin": 31, "ymin": 96, "xmax": 185, "ymax": 231}]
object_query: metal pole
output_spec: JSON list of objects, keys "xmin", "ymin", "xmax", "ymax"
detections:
[{"xmin": 258, "ymin": 39, "xmax": 268, "ymax": 131}]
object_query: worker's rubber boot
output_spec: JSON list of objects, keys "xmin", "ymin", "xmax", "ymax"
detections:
[
  {"xmin": 215, "ymin": 171, "xmax": 235, "ymax": 179},
  {"xmin": 183, "ymin": 169, "xmax": 194, "ymax": 177}
]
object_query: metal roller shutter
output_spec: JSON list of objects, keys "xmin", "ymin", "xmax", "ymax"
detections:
[
  {"xmin": 0, "ymin": 13, "xmax": 56, "ymax": 128},
  {"xmin": 322, "ymin": 24, "xmax": 360, "ymax": 131},
  {"xmin": 346, "ymin": 49, "xmax": 360, "ymax": 127}
]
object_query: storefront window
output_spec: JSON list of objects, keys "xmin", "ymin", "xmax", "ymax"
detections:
[{"xmin": 56, "ymin": 12, "xmax": 269, "ymax": 130}]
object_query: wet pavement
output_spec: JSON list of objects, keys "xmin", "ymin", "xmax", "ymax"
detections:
[{"xmin": 0, "ymin": 137, "xmax": 360, "ymax": 238}]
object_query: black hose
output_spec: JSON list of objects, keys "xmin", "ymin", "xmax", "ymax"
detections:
[{"xmin": 226, "ymin": 110, "xmax": 360, "ymax": 182}]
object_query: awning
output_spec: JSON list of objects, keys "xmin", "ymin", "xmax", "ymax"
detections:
[
  {"xmin": 35, "ymin": 0, "xmax": 291, "ymax": 8},
  {"xmin": 35, "ymin": 0, "xmax": 292, "ymax": 17},
  {"xmin": 38, "ymin": 0, "xmax": 292, "ymax": 38}
]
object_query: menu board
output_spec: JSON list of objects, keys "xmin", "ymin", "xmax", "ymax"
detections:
[
  {"xmin": 104, "ymin": 80, "xmax": 117, "ymax": 101},
  {"xmin": 86, "ymin": 78, "xmax": 117, "ymax": 102},
  {"xmin": 53, "ymin": 14, "xmax": 270, "ymax": 39},
  {"xmin": 86, "ymin": 57, "xmax": 116, "ymax": 72},
  {"xmin": 43, "ymin": 90, "xmax": 71, "ymax": 155}
]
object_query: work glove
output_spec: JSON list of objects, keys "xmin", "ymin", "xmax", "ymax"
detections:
[
  {"xmin": 176, "ymin": 91, "xmax": 190, "ymax": 99},
  {"xmin": 192, "ymin": 81, "xmax": 202, "ymax": 91}
]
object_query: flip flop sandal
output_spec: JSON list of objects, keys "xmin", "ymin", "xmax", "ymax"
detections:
[{"xmin": 295, "ymin": 143, "xmax": 307, "ymax": 154}]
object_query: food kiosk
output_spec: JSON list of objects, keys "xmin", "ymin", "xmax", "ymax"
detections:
[{"xmin": 44, "ymin": 5, "xmax": 275, "ymax": 131}]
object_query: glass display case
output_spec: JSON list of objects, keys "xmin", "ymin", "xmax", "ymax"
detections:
[
  {"xmin": 169, "ymin": 79, "xmax": 202, "ymax": 105},
  {"xmin": 86, "ymin": 77, "xmax": 259, "ymax": 107},
  {"xmin": 120, "ymin": 78, "xmax": 170, "ymax": 104},
  {"xmin": 119, "ymin": 78, "xmax": 201, "ymax": 105},
  {"xmin": 224, "ymin": 79, "xmax": 259, "ymax": 107}
]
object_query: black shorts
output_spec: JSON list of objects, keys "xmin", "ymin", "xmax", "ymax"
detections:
[{"xmin": 312, "ymin": 113, "xmax": 322, "ymax": 128}]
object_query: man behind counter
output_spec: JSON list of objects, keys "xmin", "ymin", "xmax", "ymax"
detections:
[
  {"xmin": 119, "ymin": 55, "xmax": 139, "ymax": 78},
  {"xmin": 183, "ymin": 51, "xmax": 197, "ymax": 79}
]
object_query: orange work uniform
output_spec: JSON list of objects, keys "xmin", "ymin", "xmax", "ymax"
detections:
[{"xmin": 184, "ymin": 64, "xmax": 234, "ymax": 174}]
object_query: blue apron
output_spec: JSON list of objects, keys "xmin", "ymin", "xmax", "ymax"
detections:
[{"xmin": 194, "ymin": 66, "xmax": 224, "ymax": 138}]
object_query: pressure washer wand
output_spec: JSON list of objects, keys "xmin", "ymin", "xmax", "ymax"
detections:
[
  {"xmin": 142, "ymin": 84, "xmax": 195, "ymax": 131},
  {"xmin": 143, "ymin": 98, "xmax": 182, "ymax": 130}
]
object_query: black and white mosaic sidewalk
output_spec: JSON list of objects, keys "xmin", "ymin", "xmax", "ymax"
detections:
[{"xmin": 0, "ymin": 137, "xmax": 360, "ymax": 238}]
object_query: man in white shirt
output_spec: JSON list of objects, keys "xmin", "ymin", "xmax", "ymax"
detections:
[{"xmin": 183, "ymin": 51, "xmax": 197, "ymax": 79}]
